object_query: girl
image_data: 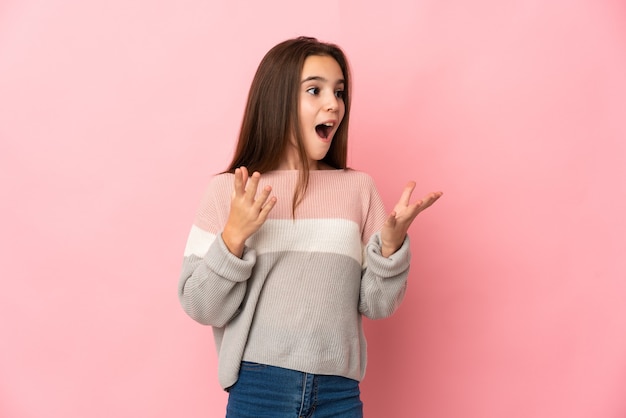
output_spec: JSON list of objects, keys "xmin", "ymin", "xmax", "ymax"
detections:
[{"xmin": 178, "ymin": 36, "xmax": 442, "ymax": 418}]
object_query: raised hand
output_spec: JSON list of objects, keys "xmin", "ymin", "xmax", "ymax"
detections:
[
  {"xmin": 380, "ymin": 181, "xmax": 442, "ymax": 257},
  {"xmin": 222, "ymin": 167, "xmax": 277, "ymax": 257}
]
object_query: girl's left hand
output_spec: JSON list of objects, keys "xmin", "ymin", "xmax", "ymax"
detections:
[{"xmin": 380, "ymin": 182, "xmax": 443, "ymax": 257}]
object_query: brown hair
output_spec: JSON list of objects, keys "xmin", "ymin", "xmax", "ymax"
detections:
[{"xmin": 225, "ymin": 36, "xmax": 352, "ymax": 216}]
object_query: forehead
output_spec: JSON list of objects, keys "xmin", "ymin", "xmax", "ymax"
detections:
[{"xmin": 301, "ymin": 55, "xmax": 344, "ymax": 82}]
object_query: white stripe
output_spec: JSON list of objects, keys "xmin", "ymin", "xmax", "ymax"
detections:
[
  {"xmin": 249, "ymin": 218, "xmax": 363, "ymax": 263},
  {"xmin": 184, "ymin": 225, "xmax": 216, "ymax": 257},
  {"xmin": 183, "ymin": 219, "xmax": 364, "ymax": 264}
]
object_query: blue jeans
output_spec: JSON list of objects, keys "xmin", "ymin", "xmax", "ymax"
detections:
[{"xmin": 226, "ymin": 362, "xmax": 363, "ymax": 418}]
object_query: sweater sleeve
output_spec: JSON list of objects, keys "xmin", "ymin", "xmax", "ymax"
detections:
[
  {"xmin": 177, "ymin": 174, "xmax": 257, "ymax": 327},
  {"xmin": 358, "ymin": 175, "xmax": 411, "ymax": 320},
  {"xmin": 359, "ymin": 232, "xmax": 410, "ymax": 319}
]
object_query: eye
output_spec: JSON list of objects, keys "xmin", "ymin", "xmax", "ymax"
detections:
[
  {"xmin": 306, "ymin": 87, "xmax": 320, "ymax": 95},
  {"xmin": 335, "ymin": 90, "xmax": 345, "ymax": 99}
]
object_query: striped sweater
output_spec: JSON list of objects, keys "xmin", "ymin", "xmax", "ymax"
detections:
[{"xmin": 178, "ymin": 169, "xmax": 411, "ymax": 390}]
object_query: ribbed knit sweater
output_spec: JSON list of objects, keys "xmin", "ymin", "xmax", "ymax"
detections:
[{"xmin": 178, "ymin": 169, "xmax": 411, "ymax": 390}]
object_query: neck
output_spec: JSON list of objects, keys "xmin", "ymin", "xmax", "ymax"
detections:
[{"xmin": 279, "ymin": 146, "xmax": 319, "ymax": 170}]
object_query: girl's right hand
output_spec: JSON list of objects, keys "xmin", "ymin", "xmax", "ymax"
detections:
[{"xmin": 222, "ymin": 166, "xmax": 277, "ymax": 257}]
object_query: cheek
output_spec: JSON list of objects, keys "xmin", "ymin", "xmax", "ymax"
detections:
[
  {"xmin": 339, "ymin": 104, "xmax": 346, "ymax": 122},
  {"xmin": 299, "ymin": 101, "xmax": 316, "ymax": 122}
]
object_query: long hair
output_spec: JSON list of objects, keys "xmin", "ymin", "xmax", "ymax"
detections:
[{"xmin": 225, "ymin": 36, "xmax": 352, "ymax": 216}]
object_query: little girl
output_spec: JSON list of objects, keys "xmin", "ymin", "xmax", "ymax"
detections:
[{"xmin": 178, "ymin": 36, "xmax": 442, "ymax": 418}]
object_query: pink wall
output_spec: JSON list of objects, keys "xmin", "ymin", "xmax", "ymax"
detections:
[{"xmin": 1, "ymin": 0, "xmax": 625, "ymax": 417}]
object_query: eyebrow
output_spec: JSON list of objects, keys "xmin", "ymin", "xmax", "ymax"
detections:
[{"xmin": 301, "ymin": 76, "xmax": 345, "ymax": 85}]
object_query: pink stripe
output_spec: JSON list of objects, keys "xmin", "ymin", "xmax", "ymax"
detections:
[{"xmin": 194, "ymin": 170, "xmax": 387, "ymax": 242}]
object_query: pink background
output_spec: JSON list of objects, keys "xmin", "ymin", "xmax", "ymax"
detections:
[{"xmin": 1, "ymin": 0, "xmax": 625, "ymax": 417}]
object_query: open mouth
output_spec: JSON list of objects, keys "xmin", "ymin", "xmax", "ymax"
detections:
[{"xmin": 315, "ymin": 122, "xmax": 334, "ymax": 139}]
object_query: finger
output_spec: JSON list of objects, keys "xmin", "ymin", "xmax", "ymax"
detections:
[
  {"xmin": 417, "ymin": 191, "xmax": 443, "ymax": 211},
  {"xmin": 253, "ymin": 185, "xmax": 273, "ymax": 211},
  {"xmin": 233, "ymin": 167, "xmax": 245, "ymax": 196},
  {"xmin": 244, "ymin": 171, "xmax": 261, "ymax": 201},
  {"xmin": 240, "ymin": 166, "xmax": 249, "ymax": 190},
  {"xmin": 258, "ymin": 196, "xmax": 278, "ymax": 221},
  {"xmin": 398, "ymin": 181, "xmax": 416, "ymax": 206},
  {"xmin": 395, "ymin": 202, "xmax": 422, "ymax": 224},
  {"xmin": 384, "ymin": 211, "xmax": 398, "ymax": 228}
]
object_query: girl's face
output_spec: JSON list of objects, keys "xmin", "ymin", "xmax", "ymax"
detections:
[{"xmin": 283, "ymin": 55, "xmax": 345, "ymax": 170}]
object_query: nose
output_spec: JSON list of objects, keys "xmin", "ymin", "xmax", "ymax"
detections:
[{"xmin": 326, "ymin": 93, "xmax": 339, "ymax": 112}]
